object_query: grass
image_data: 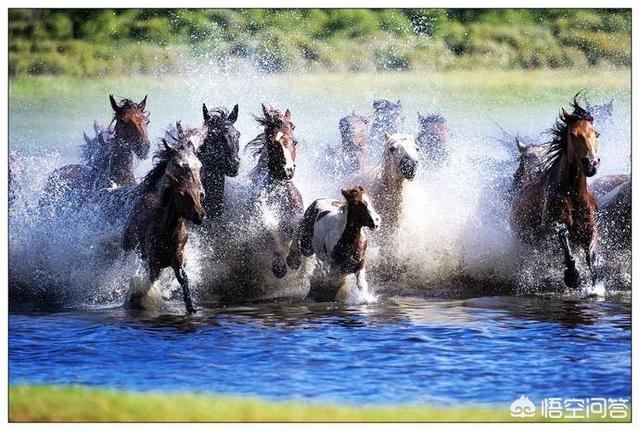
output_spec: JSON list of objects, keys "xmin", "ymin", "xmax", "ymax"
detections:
[{"xmin": 9, "ymin": 385, "xmax": 630, "ymax": 422}]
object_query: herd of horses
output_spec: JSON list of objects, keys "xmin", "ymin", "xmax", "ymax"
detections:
[{"xmin": 8, "ymin": 92, "xmax": 630, "ymax": 313}]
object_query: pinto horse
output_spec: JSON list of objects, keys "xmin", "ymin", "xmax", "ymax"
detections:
[
  {"xmin": 198, "ymin": 103, "xmax": 241, "ymax": 219},
  {"xmin": 246, "ymin": 104, "xmax": 304, "ymax": 278},
  {"xmin": 122, "ymin": 139, "xmax": 205, "ymax": 313},
  {"xmin": 416, "ymin": 112, "xmax": 450, "ymax": 168},
  {"xmin": 511, "ymin": 96, "xmax": 601, "ymax": 288},
  {"xmin": 287, "ymin": 186, "xmax": 381, "ymax": 300},
  {"xmin": 39, "ymin": 95, "xmax": 150, "ymax": 215}
]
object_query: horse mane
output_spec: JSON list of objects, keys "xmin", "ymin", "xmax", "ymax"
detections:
[
  {"xmin": 141, "ymin": 144, "xmax": 175, "ymax": 193},
  {"xmin": 206, "ymin": 106, "xmax": 230, "ymax": 123},
  {"xmin": 112, "ymin": 98, "xmax": 149, "ymax": 123},
  {"xmin": 541, "ymin": 93, "xmax": 593, "ymax": 174},
  {"xmin": 80, "ymin": 122, "xmax": 114, "ymax": 169}
]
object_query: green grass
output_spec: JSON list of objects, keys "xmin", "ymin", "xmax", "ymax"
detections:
[{"xmin": 9, "ymin": 385, "xmax": 630, "ymax": 422}]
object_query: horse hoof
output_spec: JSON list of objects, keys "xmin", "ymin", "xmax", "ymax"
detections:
[
  {"xmin": 286, "ymin": 254, "xmax": 301, "ymax": 270},
  {"xmin": 272, "ymin": 262, "xmax": 287, "ymax": 279},
  {"xmin": 564, "ymin": 267, "xmax": 581, "ymax": 289}
]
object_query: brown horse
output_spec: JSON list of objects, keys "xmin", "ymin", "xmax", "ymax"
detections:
[
  {"xmin": 338, "ymin": 112, "xmax": 371, "ymax": 175},
  {"xmin": 246, "ymin": 104, "xmax": 304, "ymax": 278},
  {"xmin": 287, "ymin": 186, "xmax": 381, "ymax": 300},
  {"xmin": 508, "ymin": 138, "xmax": 547, "ymax": 197},
  {"xmin": 511, "ymin": 96, "xmax": 600, "ymax": 288},
  {"xmin": 40, "ymin": 95, "xmax": 150, "ymax": 215},
  {"xmin": 122, "ymin": 139, "xmax": 205, "ymax": 313}
]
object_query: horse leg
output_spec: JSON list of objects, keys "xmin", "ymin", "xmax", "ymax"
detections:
[
  {"xmin": 556, "ymin": 223, "xmax": 581, "ymax": 288},
  {"xmin": 173, "ymin": 265, "xmax": 197, "ymax": 314},
  {"xmin": 127, "ymin": 266, "xmax": 160, "ymax": 310},
  {"xmin": 355, "ymin": 267, "xmax": 369, "ymax": 292},
  {"xmin": 584, "ymin": 245, "xmax": 600, "ymax": 287}
]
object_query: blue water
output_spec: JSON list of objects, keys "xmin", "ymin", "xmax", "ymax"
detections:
[{"xmin": 9, "ymin": 295, "xmax": 630, "ymax": 406}]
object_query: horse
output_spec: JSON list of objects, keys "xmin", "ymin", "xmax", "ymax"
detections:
[
  {"xmin": 198, "ymin": 103, "xmax": 241, "ymax": 219},
  {"xmin": 367, "ymin": 132, "xmax": 420, "ymax": 245},
  {"xmin": 286, "ymin": 186, "xmax": 381, "ymax": 301},
  {"xmin": 369, "ymin": 99, "xmax": 404, "ymax": 152},
  {"xmin": 122, "ymin": 139, "xmax": 205, "ymax": 313},
  {"xmin": 597, "ymin": 176, "xmax": 631, "ymax": 251},
  {"xmin": 590, "ymin": 173, "xmax": 630, "ymax": 204},
  {"xmin": 334, "ymin": 112, "xmax": 371, "ymax": 175},
  {"xmin": 416, "ymin": 112, "xmax": 450, "ymax": 168},
  {"xmin": 508, "ymin": 138, "xmax": 547, "ymax": 197},
  {"xmin": 39, "ymin": 95, "xmax": 150, "ymax": 215},
  {"xmin": 245, "ymin": 104, "xmax": 304, "ymax": 278},
  {"xmin": 510, "ymin": 95, "xmax": 600, "ymax": 289}
]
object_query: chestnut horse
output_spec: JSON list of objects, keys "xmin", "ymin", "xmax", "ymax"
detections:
[
  {"xmin": 511, "ymin": 96, "xmax": 600, "ymax": 288},
  {"xmin": 122, "ymin": 139, "xmax": 205, "ymax": 313},
  {"xmin": 287, "ymin": 186, "xmax": 381, "ymax": 300},
  {"xmin": 40, "ymin": 95, "xmax": 150, "ymax": 215},
  {"xmin": 198, "ymin": 103, "xmax": 241, "ymax": 219},
  {"xmin": 416, "ymin": 112, "xmax": 450, "ymax": 168},
  {"xmin": 246, "ymin": 104, "xmax": 304, "ymax": 278}
]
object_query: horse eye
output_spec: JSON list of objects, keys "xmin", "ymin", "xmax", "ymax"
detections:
[
  {"xmin": 595, "ymin": 132, "xmax": 600, "ymax": 138},
  {"xmin": 389, "ymin": 146, "xmax": 397, "ymax": 152}
]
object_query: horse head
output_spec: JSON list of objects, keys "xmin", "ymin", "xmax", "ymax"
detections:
[
  {"xmin": 372, "ymin": 99, "xmax": 404, "ymax": 134},
  {"xmin": 160, "ymin": 139, "xmax": 205, "ymax": 225},
  {"xmin": 109, "ymin": 94, "xmax": 151, "ymax": 160},
  {"xmin": 201, "ymin": 103, "xmax": 241, "ymax": 177},
  {"xmin": 256, "ymin": 104, "xmax": 297, "ymax": 181},
  {"xmin": 515, "ymin": 138, "xmax": 546, "ymax": 185},
  {"xmin": 561, "ymin": 95, "xmax": 600, "ymax": 177},
  {"xmin": 342, "ymin": 186, "xmax": 381, "ymax": 230},
  {"xmin": 417, "ymin": 112, "xmax": 449, "ymax": 148},
  {"xmin": 384, "ymin": 132, "xmax": 420, "ymax": 180}
]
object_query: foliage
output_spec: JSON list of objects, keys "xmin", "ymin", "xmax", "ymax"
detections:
[{"xmin": 8, "ymin": 9, "xmax": 631, "ymax": 77}]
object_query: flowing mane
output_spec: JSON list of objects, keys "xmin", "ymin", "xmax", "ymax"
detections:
[
  {"xmin": 140, "ymin": 144, "xmax": 175, "ymax": 193},
  {"xmin": 245, "ymin": 107, "xmax": 291, "ymax": 175},
  {"xmin": 541, "ymin": 94, "xmax": 594, "ymax": 174}
]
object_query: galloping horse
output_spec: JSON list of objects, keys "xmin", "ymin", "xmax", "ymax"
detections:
[
  {"xmin": 369, "ymin": 99, "xmax": 404, "ymax": 152},
  {"xmin": 122, "ymin": 139, "xmax": 205, "ymax": 313},
  {"xmin": 246, "ymin": 104, "xmax": 304, "ymax": 278},
  {"xmin": 287, "ymin": 186, "xmax": 381, "ymax": 300},
  {"xmin": 198, "ymin": 103, "xmax": 241, "ymax": 219},
  {"xmin": 40, "ymin": 95, "xmax": 150, "ymax": 215},
  {"xmin": 511, "ymin": 96, "xmax": 600, "ymax": 288},
  {"xmin": 337, "ymin": 112, "xmax": 371, "ymax": 175},
  {"xmin": 368, "ymin": 132, "xmax": 420, "ymax": 244},
  {"xmin": 416, "ymin": 112, "xmax": 450, "ymax": 167}
]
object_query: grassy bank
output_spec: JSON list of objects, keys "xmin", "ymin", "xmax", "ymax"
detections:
[
  {"xmin": 10, "ymin": 9, "xmax": 631, "ymax": 77},
  {"xmin": 9, "ymin": 385, "xmax": 630, "ymax": 422}
]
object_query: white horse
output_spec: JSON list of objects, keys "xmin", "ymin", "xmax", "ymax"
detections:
[{"xmin": 287, "ymin": 186, "xmax": 381, "ymax": 301}]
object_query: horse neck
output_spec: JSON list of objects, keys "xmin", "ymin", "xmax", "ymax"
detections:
[
  {"xmin": 339, "ymin": 207, "xmax": 364, "ymax": 246},
  {"xmin": 345, "ymin": 134, "xmax": 369, "ymax": 170},
  {"xmin": 548, "ymin": 153, "xmax": 589, "ymax": 200},
  {"xmin": 110, "ymin": 121, "xmax": 136, "ymax": 186},
  {"xmin": 202, "ymin": 164, "xmax": 226, "ymax": 218},
  {"xmin": 376, "ymin": 152, "xmax": 405, "ymax": 226}
]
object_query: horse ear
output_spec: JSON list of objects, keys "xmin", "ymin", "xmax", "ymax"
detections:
[
  {"xmin": 284, "ymin": 109, "xmax": 291, "ymax": 119},
  {"xmin": 202, "ymin": 103, "xmax": 210, "ymax": 121},
  {"xmin": 516, "ymin": 138, "xmax": 527, "ymax": 153},
  {"xmin": 138, "ymin": 95, "xmax": 147, "ymax": 111},
  {"xmin": 384, "ymin": 132, "xmax": 393, "ymax": 142},
  {"xmin": 162, "ymin": 138, "xmax": 173, "ymax": 152},
  {"xmin": 228, "ymin": 104, "xmax": 239, "ymax": 123},
  {"xmin": 109, "ymin": 95, "xmax": 120, "ymax": 113},
  {"xmin": 83, "ymin": 131, "xmax": 91, "ymax": 144},
  {"xmin": 417, "ymin": 111, "xmax": 423, "ymax": 120},
  {"xmin": 176, "ymin": 121, "xmax": 184, "ymax": 136},
  {"xmin": 341, "ymin": 188, "xmax": 351, "ymax": 201},
  {"xmin": 262, "ymin": 103, "xmax": 269, "ymax": 117},
  {"xmin": 397, "ymin": 100, "xmax": 402, "ymax": 106}
]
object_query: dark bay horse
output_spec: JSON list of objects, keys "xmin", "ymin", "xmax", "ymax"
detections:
[
  {"xmin": 287, "ymin": 186, "xmax": 381, "ymax": 301},
  {"xmin": 122, "ymin": 139, "xmax": 205, "ymax": 313},
  {"xmin": 416, "ymin": 112, "xmax": 450, "ymax": 168},
  {"xmin": 511, "ymin": 96, "xmax": 600, "ymax": 288},
  {"xmin": 198, "ymin": 103, "xmax": 241, "ymax": 219},
  {"xmin": 246, "ymin": 104, "xmax": 304, "ymax": 278},
  {"xmin": 39, "ymin": 95, "xmax": 150, "ymax": 215},
  {"xmin": 370, "ymin": 99, "xmax": 404, "ymax": 152}
]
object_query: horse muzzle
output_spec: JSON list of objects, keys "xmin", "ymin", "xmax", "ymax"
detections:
[
  {"xmin": 582, "ymin": 157, "xmax": 600, "ymax": 177},
  {"xmin": 400, "ymin": 159, "xmax": 418, "ymax": 180},
  {"xmin": 190, "ymin": 210, "xmax": 205, "ymax": 225}
]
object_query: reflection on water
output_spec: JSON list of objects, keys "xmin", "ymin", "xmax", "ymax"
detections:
[{"xmin": 9, "ymin": 294, "xmax": 630, "ymax": 406}]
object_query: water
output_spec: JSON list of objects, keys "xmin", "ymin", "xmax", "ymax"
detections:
[
  {"xmin": 9, "ymin": 70, "xmax": 631, "ymax": 406},
  {"xmin": 9, "ymin": 295, "xmax": 630, "ymax": 406}
]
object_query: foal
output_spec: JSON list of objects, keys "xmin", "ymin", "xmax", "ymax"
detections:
[
  {"xmin": 511, "ymin": 96, "xmax": 600, "ymax": 288},
  {"xmin": 122, "ymin": 139, "xmax": 205, "ymax": 313},
  {"xmin": 287, "ymin": 186, "xmax": 381, "ymax": 299}
]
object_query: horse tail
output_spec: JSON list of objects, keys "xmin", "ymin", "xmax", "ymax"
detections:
[{"xmin": 286, "ymin": 200, "xmax": 319, "ymax": 270}]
